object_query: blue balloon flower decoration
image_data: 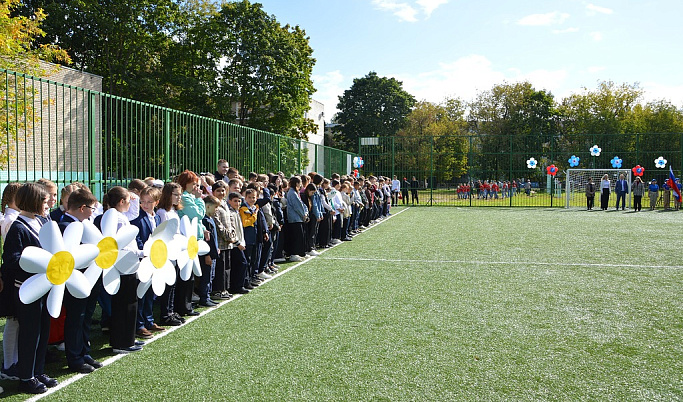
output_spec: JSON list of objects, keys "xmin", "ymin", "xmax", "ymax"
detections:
[
  {"xmin": 610, "ymin": 156, "xmax": 622, "ymax": 168},
  {"xmin": 568, "ymin": 155, "xmax": 580, "ymax": 167}
]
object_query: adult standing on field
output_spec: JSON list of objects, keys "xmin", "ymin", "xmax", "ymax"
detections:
[
  {"xmin": 410, "ymin": 176, "xmax": 419, "ymax": 205},
  {"xmin": 614, "ymin": 173, "xmax": 628, "ymax": 210},
  {"xmin": 648, "ymin": 179, "xmax": 659, "ymax": 210},
  {"xmin": 631, "ymin": 176, "xmax": 644, "ymax": 212},
  {"xmin": 600, "ymin": 174, "xmax": 610, "ymax": 210},
  {"xmin": 585, "ymin": 177, "xmax": 596, "ymax": 210},
  {"xmin": 390, "ymin": 175, "xmax": 400, "ymax": 207}
]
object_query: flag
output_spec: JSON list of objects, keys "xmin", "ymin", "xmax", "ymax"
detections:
[{"xmin": 668, "ymin": 166, "xmax": 681, "ymax": 202}]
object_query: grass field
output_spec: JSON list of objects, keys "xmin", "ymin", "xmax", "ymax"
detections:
[{"xmin": 2, "ymin": 207, "xmax": 683, "ymax": 400}]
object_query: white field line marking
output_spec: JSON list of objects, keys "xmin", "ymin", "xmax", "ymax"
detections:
[
  {"xmin": 318, "ymin": 256, "xmax": 683, "ymax": 270},
  {"xmin": 30, "ymin": 208, "xmax": 407, "ymax": 400}
]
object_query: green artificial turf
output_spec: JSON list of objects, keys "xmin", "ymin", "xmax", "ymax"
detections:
[{"xmin": 2, "ymin": 207, "xmax": 682, "ymax": 400}]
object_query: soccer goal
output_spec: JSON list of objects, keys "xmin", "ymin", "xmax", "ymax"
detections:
[{"xmin": 565, "ymin": 169, "xmax": 632, "ymax": 209}]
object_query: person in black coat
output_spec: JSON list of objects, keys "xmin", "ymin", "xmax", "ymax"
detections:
[{"xmin": 1, "ymin": 183, "xmax": 58, "ymax": 394}]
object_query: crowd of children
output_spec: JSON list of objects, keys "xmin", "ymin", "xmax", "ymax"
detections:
[{"xmin": 0, "ymin": 159, "xmax": 395, "ymax": 394}]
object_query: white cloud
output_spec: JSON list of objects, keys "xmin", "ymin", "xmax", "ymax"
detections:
[
  {"xmin": 416, "ymin": 0, "xmax": 449, "ymax": 17},
  {"xmin": 517, "ymin": 11, "xmax": 570, "ymax": 26},
  {"xmin": 392, "ymin": 55, "xmax": 568, "ymax": 104},
  {"xmin": 587, "ymin": 66, "xmax": 606, "ymax": 74},
  {"xmin": 641, "ymin": 82, "xmax": 683, "ymax": 107},
  {"xmin": 371, "ymin": 0, "xmax": 419, "ymax": 22},
  {"xmin": 553, "ymin": 27, "xmax": 580, "ymax": 34},
  {"xmin": 590, "ymin": 31, "xmax": 603, "ymax": 41},
  {"xmin": 371, "ymin": 0, "xmax": 448, "ymax": 22},
  {"xmin": 586, "ymin": 3, "xmax": 613, "ymax": 15},
  {"xmin": 312, "ymin": 70, "xmax": 347, "ymax": 119}
]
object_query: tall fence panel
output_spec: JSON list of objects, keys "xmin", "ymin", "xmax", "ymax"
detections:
[{"xmin": 0, "ymin": 68, "xmax": 356, "ymax": 198}]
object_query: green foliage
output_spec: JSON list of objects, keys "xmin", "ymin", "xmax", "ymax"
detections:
[
  {"xmin": 207, "ymin": 0, "xmax": 316, "ymax": 139},
  {"xmin": 335, "ymin": 71, "xmax": 416, "ymax": 152},
  {"xmin": 0, "ymin": 0, "xmax": 70, "ymax": 169}
]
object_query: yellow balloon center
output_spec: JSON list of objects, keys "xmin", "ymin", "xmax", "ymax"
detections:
[
  {"xmin": 96, "ymin": 237, "xmax": 119, "ymax": 270},
  {"xmin": 150, "ymin": 239, "xmax": 168, "ymax": 269},
  {"xmin": 188, "ymin": 236, "xmax": 199, "ymax": 259},
  {"xmin": 46, "ymin": 251, "xmax": 75, "ymax": 285}
]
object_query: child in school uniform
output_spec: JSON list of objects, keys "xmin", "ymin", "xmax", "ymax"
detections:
[
  {"xmin": 96, "ymin": 186, "xmax": 144, "ymax": 354},
  {"xmin": 130, "ymin": 187, "xmax": 165, "ymax": 339},
  {"xmin": 1, "ymin": 183, "xmax": 57, "ymax": 394},
  {"xmin": 1, "ymin": 182, "xmax": 22, "ymax": 380},
  {"xmin": 156, "ymin": 183, "xmax": 185, "ymax": 326},
  {"xmin": 176, "ymin": 170, "xmax": 206, "ymax": 317},
  {"xmin": 240, "ymin": 188, "xmax": 268, "ymax": 286},
  {"xmin": 227, "ymin": 192, "xmax": 250, "ymax": 294},
  {"xmin": 58, "ymin": 189, "xmax": 103, "ymax": 373},
  {"xmin": 198, "ymin": 196, "xmax": 220, "ymax": 307},
  {"xmin": 210, "ymin": 181, "xmax": 236, "ymax": 299}
]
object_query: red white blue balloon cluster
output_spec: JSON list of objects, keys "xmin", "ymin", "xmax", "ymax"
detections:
[{"xmin": 353, "ymin": 156, "xmax": 364, "ymax": 169}]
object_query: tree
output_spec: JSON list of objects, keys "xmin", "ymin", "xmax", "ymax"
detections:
[
  {"xmin": 335, "ymin": 71, "xmax": 416, "ymax": 152},
  {"xmin": 0, "ymin": 0, "xmax": 70, "ymax": 169},
  {"xmin": 468, "ymin": 81, "xmax": 558, "ymax": 179},
  {"xmin": 207, "ymin": 0, "xmax": 317, "ymax": 139},
  {"xmin": 395, "ymin": 100, "xmax": 468, "ymax": 183}
]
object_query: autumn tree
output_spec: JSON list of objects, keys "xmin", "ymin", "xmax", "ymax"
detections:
[{"xmin": 335, "ymin": 71, "xmax": 416, "ymax": 153}]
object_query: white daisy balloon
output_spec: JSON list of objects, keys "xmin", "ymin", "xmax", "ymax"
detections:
[
  {"xmin": 81, "ymin": 209, "xmax": 140, "ymax": 295},
  {"xmin": 655, "ymin": 156, "xmax": 667, "ymax": 168},
  {"xmin": 175, "ymin": 215, "xmax": 210, "ymax": 281},
  {"xmin": 136, "ymin": 218, "xmax": 181, "ymax": 298},
  {"xmin": 526, "ymin": 158, "xmax": 538, "ymax": 169},
  {"xmin": 19, "ymin": 221, "xmax": 99, "ymax": 318}
]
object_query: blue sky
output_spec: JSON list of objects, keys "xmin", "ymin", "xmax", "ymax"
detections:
[{"xmin": 255, "ymin": 0, "xmax": 683, "ymax": 118}]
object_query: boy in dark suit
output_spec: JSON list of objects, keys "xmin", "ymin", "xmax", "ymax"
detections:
[
  {"xmin": 199, "ymin": 196, "xmax": 221, "ymax": 307},
  {"xmin": 57, "ymin": 189, "xmax": 104, "ymax": 373},
  {"xmin": 130, "ymin": 187, "xmax": 164, "ymax": 339}
]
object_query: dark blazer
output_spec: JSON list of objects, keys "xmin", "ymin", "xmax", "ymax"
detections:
[
  {"xmin": 50, "ymin": 207, "xmax": 65, "ymax": 222},
  {"xmin": 202, "ymin": 215, "xmax": 219, "ymax": 260},
  {"xmin": 615, "ymin": 179, "xmax": 629, "ymax": 195},
  {"xmin": 130, "ymin": 213, "xmax": 162, "ymax": 250}
]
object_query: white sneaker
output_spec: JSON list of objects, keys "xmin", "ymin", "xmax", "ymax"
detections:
[
  {"xmin": 289, "ymin": 255, "xmax": 303, "ymax": 262},
  {"xmin": 257, "ymin": 272, "xmax": 272, "ymax": 280},
  {"xmin": 307, "ymin": 250, "xmax": 320, "ymax": 256}
]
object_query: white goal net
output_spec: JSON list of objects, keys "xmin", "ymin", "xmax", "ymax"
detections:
[{"xmin": 565, "ymin": 169, "xmax": 632, "ymax": 209}]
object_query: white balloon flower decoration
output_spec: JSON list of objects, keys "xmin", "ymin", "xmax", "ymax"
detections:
[
  {"xmin": 590, "ymin": 145, "xmax": 601, "ymax": 156},
  {"xmin": 526, "ymin": 158, "xmax": 538, "ymax": 169},
  {"xmin": 19, "ymin": 221, "xmax": 99, "ymax": 318},
  {"xmin": 136, "ymin": 218, "xmax": 181, "ymax": 298},
  {"xmin": 175, "ymin": 215, "xmax": 210, "ymax": 281},
  {"xmin": 81, "ymin": 209, "xmax": 140, "ymax": 295},
  {"xmin": 654, "ymin": 156, "xmax": 667, "ymax": 168}
]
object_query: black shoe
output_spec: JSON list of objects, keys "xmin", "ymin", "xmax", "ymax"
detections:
[
  {"xmin": 113, "ymin": 345, "xmax": 143, "ymax": 354},
  {"xmin": 134, "ymin": 340, "xmax": 146, "ymax": 346},
  {"xmin": 231, "ymin": 287, "xmax": 250, "ymax": 294},
  {"xmin": 199, "ymin": 300, "xmax": 218, "ymax": 307},
  {"xmin": 69, "ymin": 363, "xmax": 95, "ymax": 373},
  {"xmin": 35, "ymin": 374, "xmax": 58, "ymax": 388},
  {"xmin": 184, "ymin": 311, "xmax": 200, "ymax": 316},
  {"xmin": 172, "ymin": 312, "xmax": 186, "ymax": 323},
  {"xmin": 244, "ymin": 283, "xmax": 254, "ymax": 290},
  {"xmin": 83, "ymin": 356, "xmax": 103, "ymax": 369},
  {"xmin": 19, "ymin": 378, "xmax": 47, "ymax": 394},
  {"xmin": 161, "ymin": 316, "xmax": 183, "ymax": 326}
]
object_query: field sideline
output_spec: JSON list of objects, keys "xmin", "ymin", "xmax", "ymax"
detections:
[{"xmin": 2, "ymin": 207, "xmax": 682, "ymax": 400}]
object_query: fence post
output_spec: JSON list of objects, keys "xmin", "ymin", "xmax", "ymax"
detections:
[
  {"xmin": 87, "ymin": 91, "xmax": 96, "ymax": 189},
  {"xmin": 164, "ymin": 109, "xmax": 171, "ymax": 182},
  {"xmin": 298, "ymin": 140, "xmax": 303, "ymax": 174},
  {"xmin": 214, "ymin": 121, "xmax": 220, "ymax": 166},
  {"xmin": 430, "ymin": 135, "xmax": 434, "ymax": 206},
  {"xmin": 391, "ymin": 136, "xmax": 395, "ymax": 179}
]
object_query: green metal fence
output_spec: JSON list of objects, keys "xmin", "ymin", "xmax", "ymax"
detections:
[
  {"xmin": 0, "ymin": 67, "xmax": 355, "ymax": 198},
  {"xmin": 360, "ymin": 134, "xmax": 683, "ymax": 207}
]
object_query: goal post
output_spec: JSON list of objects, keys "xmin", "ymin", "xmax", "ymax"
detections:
[{"xmin": 565, "ymin": 169, "xmax": 632, "ymax": 209}]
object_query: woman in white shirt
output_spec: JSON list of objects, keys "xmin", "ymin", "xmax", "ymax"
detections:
[{"xmin": 600, "ymin": 174, "xmax": 611, "ymax": 210}]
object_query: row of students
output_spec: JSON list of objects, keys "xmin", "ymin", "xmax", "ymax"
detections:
[{"xmin": 0, "ymin": 163, "xmax": 396, "ymax": 394}]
